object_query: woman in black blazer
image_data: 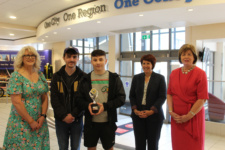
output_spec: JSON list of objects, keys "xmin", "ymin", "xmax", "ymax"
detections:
[{"xmin": 129, "ymin": 54, "xmax": 166, "ymax": 150}]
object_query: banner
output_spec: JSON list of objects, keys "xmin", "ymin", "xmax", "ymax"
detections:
[{"xmin": 0, "ymin": 50, "xmax": 52, "ymax": 72}]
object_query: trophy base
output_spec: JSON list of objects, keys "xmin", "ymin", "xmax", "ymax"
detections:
[{"xmin": 91, "ymin": 104, "xmax": 99, "ymax": 113}]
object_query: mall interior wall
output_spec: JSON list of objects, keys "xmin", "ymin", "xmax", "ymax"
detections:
[
  {"xmin": 1, "ymin": 21, "xmax": 225, "ymax": 136},
  {"xmin": 186, "ymin": 22, "xmax": 225, "ymax": 46}
]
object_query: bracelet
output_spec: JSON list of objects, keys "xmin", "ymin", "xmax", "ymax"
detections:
[
  {"xmin": 41, "ymin": 114, "xmax": 47, "ymax": 118},
  {"xmin": 190, "ymin": 111, "xmax": 195, "ymax": 116}
]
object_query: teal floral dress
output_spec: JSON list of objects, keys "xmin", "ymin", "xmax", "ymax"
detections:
[{"xmin": 3, "ymin": 71, "xmax": 50, "ymax": 150}]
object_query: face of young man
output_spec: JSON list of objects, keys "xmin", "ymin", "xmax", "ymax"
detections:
[
  {"xmin": 91, "ymin": 55, "xmax": 107, "ymax": 72},
  {"xmin": 63, "ymin": 54, "xmax": 79, "ymax": 69}
]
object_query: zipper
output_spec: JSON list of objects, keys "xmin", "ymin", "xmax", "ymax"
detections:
[{"xmin": 61, "ymin": 75, "xmax": 79, "ymax": 112}]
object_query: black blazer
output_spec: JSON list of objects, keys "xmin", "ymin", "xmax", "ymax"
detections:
[{"xmin": 129, "ymin": 72, "xmax": 166, "ymax": 122}]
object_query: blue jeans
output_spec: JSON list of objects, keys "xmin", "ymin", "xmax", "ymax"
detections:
[{"xmin": 55, "ymin": 118, "xmax": 83, "ymax": 150}]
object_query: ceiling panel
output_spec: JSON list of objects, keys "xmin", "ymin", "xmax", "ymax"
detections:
[
  {"xmin": 1, "ymin": 0, "xmax": 225, "ymax": 42},
  {"xmin": 0, "ymin": 0, "xmax": 96, "ymax": 40}
]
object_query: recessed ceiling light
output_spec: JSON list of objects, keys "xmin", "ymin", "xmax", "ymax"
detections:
[
  {"xmin": 9, "ymin": 33, "xmax": 14, "ymax": 36},
  {"xmin": 97, "ymin": 21, "xmax": 101, "ymax": 24},
  {"xmin": 9, "ymin": 16, "xmax": 16, "ymax": 19},
  {"xmin": 53, "ymin": 32, "xmax": 57, "ymax": 34},
  {"xmin": 45, "ymin": 36, "xmax": 48, "ymax": 38},
  {"xmin": 139, "ymin": 14, "xmax": 144, "ymax": 17},
  {"xmin": 42, "ymin": 39, "xmax": 45, "ymax": 41},
  {"xmin": 187, "ymin": 8, "xmax": 193, "ymax": 12},
  {"xmin": 67, "ymin": 28, "xmax": 71, "ymax": 30}
]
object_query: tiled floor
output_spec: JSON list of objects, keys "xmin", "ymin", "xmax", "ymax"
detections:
[{"xmin": 1, "ymin": 98, "xmax": 225, "ymax": 150}]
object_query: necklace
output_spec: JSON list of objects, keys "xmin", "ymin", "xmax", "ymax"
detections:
[{"xmin": 181, "ymin": 66, "xmax": 195, "ymax": 74}]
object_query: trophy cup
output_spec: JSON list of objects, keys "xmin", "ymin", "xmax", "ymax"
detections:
[{"xmin": 89, "ymin": 88, "xmax": 99, "ymax": 113}]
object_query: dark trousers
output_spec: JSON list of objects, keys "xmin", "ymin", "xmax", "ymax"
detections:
[{"xmin": 132, "ymin": 115, "xmax": 163, "ymax": 150}]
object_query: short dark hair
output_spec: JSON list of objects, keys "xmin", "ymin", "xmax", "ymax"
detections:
[
  {"xmin": 140, "ymin": 54, "xmax": 156, "ymax": 69},
  {"xmin": 63, "ymin": 47, "xmax": 79, "ymax": 57},
  {"xmin": 178, "ymin": 44, "xmax": 197, "ymax": 64},
  {"xmin": 91, "ymin": 49, "xmax": 106, "ymax": 57}
]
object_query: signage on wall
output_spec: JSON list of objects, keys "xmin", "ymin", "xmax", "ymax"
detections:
[
  {"xmin": 142, "ymin": 35, "xmax": 150, "ymax": 40},
  {"xmin": 0, "ymin": 50, "xmax": 52, "ymax": 72},
  {"xmin": 114, "ymin": 0, "xmax": 192, "ymax": 9},
  {"xmin": 44, "ymin": 5, "xmax": 107, "ymax": 29}
]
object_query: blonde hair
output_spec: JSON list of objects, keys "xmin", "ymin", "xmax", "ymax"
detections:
[
  {"xmin": 14, "ymin": 46, "xmax": 41, "ymax": 72},
  {"xmin": 178, "ymin": 44, "xmax": 198, "ymax": 64}
]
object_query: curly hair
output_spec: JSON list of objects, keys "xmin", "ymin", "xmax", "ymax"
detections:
[
  {"xmin": 178, "ymin": 44, "xmax": 198, "ymax": 64},
  {"xmin": 14, "ymin": 46, "xmax": 41, "ymax": 72}
]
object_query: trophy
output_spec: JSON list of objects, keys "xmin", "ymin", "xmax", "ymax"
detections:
[{"xmin": 89, "ymin": 88, "xmax": 99, "ymax": 113}]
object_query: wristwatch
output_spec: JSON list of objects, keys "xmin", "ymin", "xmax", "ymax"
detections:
[{"xmin": 40, "ymin": 114, "xmax": 47, "ymax": 118}]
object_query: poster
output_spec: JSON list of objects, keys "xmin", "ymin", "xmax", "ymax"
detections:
[{"xmin": 0, "ymin": 50, "xmax": 52, "ymax": 77}]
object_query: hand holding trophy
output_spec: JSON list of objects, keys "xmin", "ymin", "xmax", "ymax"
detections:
[{"xmin": 89, "ymin": 88, "xmax": 99, "ymax": 113}]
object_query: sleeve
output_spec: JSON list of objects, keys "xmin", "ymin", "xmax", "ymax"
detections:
[
  {"xmin": 7, "ymin": 72, "xmax": 23, "ymax": 95},
  {"xmin": 152, "ymin": 75, "xmax": 167, "ymax": 112},
  {"xmin": 197, "ymin": 70, "xmax": 209, "ymax": 100},
  {"xmin": 39, "ymin": 71, "xmax": 49, "ymax": 93},
  {"xmin": 103, "ymin": 76, "xmax": 126, "ymax": 111},
  {"xmin": 50, "ymin": 74, "xmax": 67, "ymax": 121},
  {"xmin": 129, "ymin": 75, "xmax": 137, "ymax": 110},
  {"xmin": 77, "ymin": 78, "xmax": 91, "ymax": 111}
]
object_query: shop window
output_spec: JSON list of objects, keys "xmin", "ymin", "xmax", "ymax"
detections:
[
  {"xmin": 121, "ymin": 33, "xmax": 133, "ymax": 52},
  {"xmin": 84, "ymin": 38, "xmax": 97, "ymax": 53},
  {"xmin": 135, "ymin": 31, "xmax": 150, "ymax": 51},
  {"xmin": 99, "ymin": 36, "xmax": 109, "ymax": 52},
  {"xmin": 120, "ymin": 77, "xmax": 132, "ymax": 101},
  {"xmin": 134, "ymin": 61, "xmax": 142, "ymax": 74},
  {"xmin": 83, "ymin": 55, "xmax": 92, "ymax": 73},
  {"xmin": 72, "ymin": 39, "xmax": 83, "ymax": 54},
  {"xmin": 77, "ymin": 55, "xmax": 83, "ymax": 70},
  {"xmin": 152, "ymin": 29, "xmax": 169, "ymax": 51},
  {"xmin": 71, "ymin": 36, "xmax": 109, "ymax": 73},
  {"xmin": 171, "ymin": 27, "xmax": 185, "ymax": 50},
  {"xmin": 120, "ymin": 61, "xmax": 132, "ymax": 76}
]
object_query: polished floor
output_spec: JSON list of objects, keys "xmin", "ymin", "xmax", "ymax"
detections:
[{"xmin": 0, "ymin": 98, "xmax": 225, "ymax": 150}]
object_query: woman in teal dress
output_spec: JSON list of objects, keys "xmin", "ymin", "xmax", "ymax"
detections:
[{"xmin": 3, "ymin": 46, "xmax": 50, "ymax": 150}]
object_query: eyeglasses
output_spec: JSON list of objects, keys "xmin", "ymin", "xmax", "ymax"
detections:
[{"xmin": 23, "ymin": 55, "xmax": 36, "ymax": 59}]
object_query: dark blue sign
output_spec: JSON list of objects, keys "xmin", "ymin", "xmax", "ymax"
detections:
[{"xmin": 0, "ymin": 50, "xmax": 52, "ymax": 72}]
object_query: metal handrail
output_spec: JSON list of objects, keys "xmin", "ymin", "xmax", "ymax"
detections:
[{"xmin": 207, "ymin": 80, "xmax": 225, "ymax": 82}]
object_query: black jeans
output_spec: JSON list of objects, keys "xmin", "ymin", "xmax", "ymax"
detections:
[{"xmin": 132, "ymin": 114, "xmax": 163, "ymax": 150}]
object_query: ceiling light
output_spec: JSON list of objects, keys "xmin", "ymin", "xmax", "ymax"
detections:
[
  {"xmin": 67, "ymin": 28, "xmax": 71, "ymax": 30},
  {"xmin": 45, "ymin": 36, "xmax": 48, "ymax": 38},
  {"xmin": 97, "ymin": 21, "xmax": 101, "ymax": 24},
  {"xmin": 9, "ymin": 34, "xmax": 14, "ymax": 36},
  {"xmin": 53, "ymin": 32, "xmax": 57, "ymax": 34},
  {"xmin": 139, "ymin": 14, "xmax": 144, "ymax": 17},
  {"xmin": 9, "ymin": 16, "xmax": 16, "ymax": 19},
  {"xmin": 42, "ymin": 39, "xmax": 45, "ymax": 41},
  {"xmin": 187, "ymin": 8, "xmax": 193, "ymax": 12}
]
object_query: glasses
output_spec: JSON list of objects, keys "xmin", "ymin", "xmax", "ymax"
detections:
[{"xmin": 23, "ymin": 55, "xmax": 36, "ymax": 59}]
